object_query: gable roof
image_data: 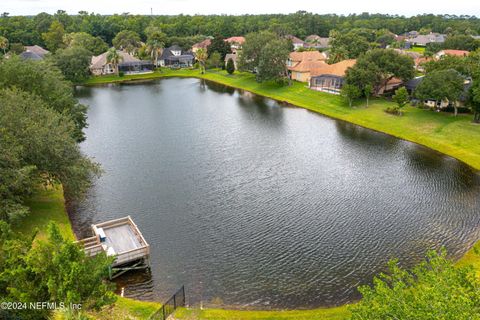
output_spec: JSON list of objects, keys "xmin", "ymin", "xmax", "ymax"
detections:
[
  {"xmin": 90, "ymin": 50, "xmax": 140, "ymax": 70},
  {"xmin": 224, "ymin": 36, "xmax": 245, "ymax": 44},
  {"xmin": 310, "ymin": 59, "xmax": 357, "ymax": 77}
]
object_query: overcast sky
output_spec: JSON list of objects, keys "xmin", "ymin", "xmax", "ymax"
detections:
[{"xmin": 2, "ymin": 0, "xmax": 479, "ymax": 17}]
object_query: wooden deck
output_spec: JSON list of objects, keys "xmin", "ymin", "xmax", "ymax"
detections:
[{"xmin": 77, "ymin": 216, "xmax": 150, "ymax": 267}]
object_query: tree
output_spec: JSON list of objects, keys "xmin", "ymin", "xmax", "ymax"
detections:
[
  {"xmin": 0, "ymin": 56, "xmax": 88, "ymax": 142},
  {"xmin": 345, "ymin": 49, "xmax": 415, "ymax": 96},
  {"xmin": 239, "ymin": 31, "xmax": 277, "ymax": 72},
  {"xmin": 208, "ymin": 34, "xmax": 231, "ymax": 60},
  {"xmin": 350, "ymin": 249, "xmax": 480, "ymax": 319},
  {"xmin": 207, "ymin": 51, "xmax": 222, "ymax": 69},
  {"xmin": 0, "ymin": 88, "xmax": 100, "ymax": 221},
  {"xmin": 145, "ymin": 25, "xmax": 167, "ymax": 44},
  {"xmin": 63, "ymin": 32, "xmax": 108, "ymax": 55},
  {"xmin": 256, "ymin": 38, "xmax": 291, "ymax": 84},
  {"xmin": 467, "ymin": 80, "xmax": 480, "ymax": 123},
  {"xmin": 340, "ymin": 84, "xmax": 361, "ymax": 107},
  {"xmin": 0, "ymin": 36, "xmax": 8, "ymax": 55},
  {"xmin": 106, "ymin": 48, "xmax": 122, "ymax": 75},
  {"xmin": 0, "ymin": 221, "xmax": 115, "ymax": 319},
  {"xmin": 8, "ymin": 43, "xmax": 24, "ymax": 55},
  {"xmin": 328, "ymin": 29, "xmax": 370, "ymax": 63},
  {"xmin": 42, "ymin": 20, "xmax": 65, "ymax": 52},
  {"xmin": 146, "ymin": 39, "xmax": 164, "ymax": 67},
  {"xmin": 444, "ymin": 35, "xmax": 479, "ymax": 51},
  {"xmin": 423, "ymin": 55, "xmax": 470, "ymax": 77},
  {"xmin": 51, "ymin": 46, "xmax": 92, "ymax": 83},
  {"xmin": 112, "ymin": 30, "xmax": 141, "ymax": 55},
  {"xmin": 364, "ymin": 84, "xmax": 373, "ymax": 107},
  {"xmin": 415, "ymin": 69, "xmax": 465, "ymax": 116},
  {"xmin": 392, "ymin": 87, "xmax": 410, "ymax": 114},
  {"xmin": 226, "ymin": 57, "xmax": 235, "ymax": 74},
  {"xmin": 195, "ymin": 48, "xmax": 208, "ymax": 74}
]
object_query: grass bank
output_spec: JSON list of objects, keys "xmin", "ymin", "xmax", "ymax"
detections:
[
  {"xmin": 84, "ymin": 68, "xmax": 480, "ymax": 171},
  {"xmin": 174, "ymin": 305, "xmax": 350, "ymax": 320}
]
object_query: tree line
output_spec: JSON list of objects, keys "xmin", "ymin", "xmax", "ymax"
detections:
[{"xmin": 2, "ymin": 11, "xmax": 480, "ymax": 49}]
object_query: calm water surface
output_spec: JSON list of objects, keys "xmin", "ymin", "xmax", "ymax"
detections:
[{"xmin": 73, "ymin": 78, "xmax": 480, "ymax": 309}]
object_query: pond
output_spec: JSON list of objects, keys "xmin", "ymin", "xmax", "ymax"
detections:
[{"xmin": 73, "ymin": 78, "xmax": 480, "ymax": 309}]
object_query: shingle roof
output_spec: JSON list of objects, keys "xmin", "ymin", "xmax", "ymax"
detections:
[
  {"xmin": 20, "ymin": 51, "xmax": 43, "ymax": 61},
  {"xmin": 438, "ymin": 49, "xmax": 470, "ymax": 57},
  {"xmin": 286, "ymin": 35, "xmax": 305, "ymax": 44},
  {"xmin": 24, "ymin": 45, "xmax": 49, "ymax": 57},
  {"xmin": 192, "ymin": 38, "xmax": 211, "ymax": 49},
  {"xmin": 90, "ymin": 50, "xmax": 140, "ymax": 70},
  {"xmin": 310, "ymin": 59, "xmax": 357, "ymax": 77}
]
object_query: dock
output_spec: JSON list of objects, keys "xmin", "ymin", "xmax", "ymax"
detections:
[{"xmin": 77, "ymin": 216, "xmax": 150, "ymax": 278}]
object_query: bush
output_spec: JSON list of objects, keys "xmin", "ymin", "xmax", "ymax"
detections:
[{"xmin": 118, "ymin": 71, "xmax": 125, "ymax": 77}]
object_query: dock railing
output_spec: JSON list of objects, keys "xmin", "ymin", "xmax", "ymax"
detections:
[{"xmin": 149, "ymin": 286, "xmax": 186, "ymax": 320}]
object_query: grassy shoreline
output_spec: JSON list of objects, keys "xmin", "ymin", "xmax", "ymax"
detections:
[{"xmin": 83, "ymin": 68, "xmax": 480, "ymax": 171}]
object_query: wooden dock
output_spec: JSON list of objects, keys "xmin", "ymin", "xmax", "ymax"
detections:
[{"xmin": 77, "ymin": 216, "xmax": 150, "ymax": 276}]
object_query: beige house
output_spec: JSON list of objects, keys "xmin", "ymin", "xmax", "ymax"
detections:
[
  {"xmin": 287, "ymin": 51, "xmax": 328, "ymax": 82},
  {"xmin": 90, "ymin": 50, "xmax": 140, "ymax": 76},
  {"xmin": 309, "ymin": 59, "xmax": 357, "ymax": 94}
]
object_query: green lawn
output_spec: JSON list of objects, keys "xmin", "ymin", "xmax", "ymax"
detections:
[
  {"xmin": 406, "ymin": 46, "xmax": 426, "ymax": 54},
  {"xmin": 84, "ymin": 69, "xmax": 480, "ymax": 171},
  {"xmin": 174, "ymin": 306, "xmax": 351, "ymax": 320},
  {"xmin": 14, "ymin": 185, "xmax": 74, "ymax": 241}
]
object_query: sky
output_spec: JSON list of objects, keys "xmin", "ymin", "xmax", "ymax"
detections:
[{"xmin": 1, "ymin": 0, "xmax": 479, "ymax": 17}]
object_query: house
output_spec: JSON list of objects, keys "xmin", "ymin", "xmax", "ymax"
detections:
[
  {"xmin": 224, "ymin": 53, "xmax": 239, "ymax": 70},
  {"xmin": 407, "ymin": 33, "xmax": 446, "ymax": 46},
  {"xmin": 286, "ymin": 35, "xmax": 305, "ymax": 50},
  {"xmin": 224, "ymin": 36, "xmax": 245, "ymax": 53},
  {"xmin": 304, "ymin": 35, "xmax": 330, "ymax": 49},
  {"xmin": 90, "ymin": 50, "xmax": 143, "ymax": 75},
  {"xmin": 405, "ymin": 76, "xmax": 472, "ymax": 109},
  {"xmin": 20, "ymin": 45, "xmax": 49, "ymax": 60},
  {"xmin": 309, "ymin": 59, "xmax": 357, "ymax": 94},
  {"xmin": 192, "ymin": 38, "xmax": 212, "ymax": 53},
  {"xmin": 435, "ymin": 49, "xmax": 470, "ymax": 59},
  {"xmin": 159, "ymin": 45, "xmax": 195, "ymax": 68},
  {"xmin": 287, "ymin": 51, "xmax": 328, "ymax": 82}
]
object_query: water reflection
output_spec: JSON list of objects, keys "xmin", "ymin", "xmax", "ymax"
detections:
[{"xmin": 73, "ymin": 78, "xmax": 480, "ymax": 309}]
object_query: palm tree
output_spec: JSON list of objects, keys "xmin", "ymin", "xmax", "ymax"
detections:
[
  {"xmin": 146, "ymin": 40, "xmax": 164, "ymax": 67},
  {"xmin": 106, "ymin": 48, "xmax": 122, "ymax": 75},
  {"xmin": 0, "ymin": 36, "xmax": 8, "ymax": 55},
  {"xmin": 195, "ymin": 48, "xmax": 208, "ymax": 74}
]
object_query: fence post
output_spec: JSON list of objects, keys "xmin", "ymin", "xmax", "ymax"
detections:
[{"xmin": 182, "ymin": 286, "xmax": 185, "ymax": 306}]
